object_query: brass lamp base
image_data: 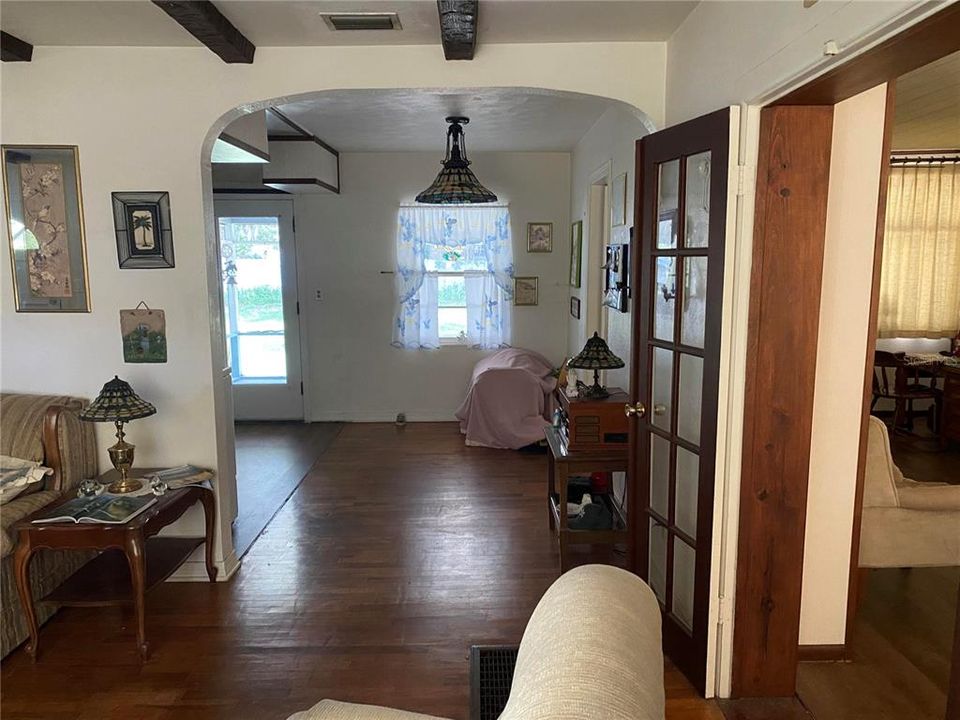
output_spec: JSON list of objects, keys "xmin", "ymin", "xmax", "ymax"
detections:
[{"xmin": 107, "ymin": 421, "xmax": 142, "ymax": 494}]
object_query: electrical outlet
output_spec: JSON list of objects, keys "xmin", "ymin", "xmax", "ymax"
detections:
[{"xmin": 315, "ymin": 289, "xmax": 324, "ymax": 301}]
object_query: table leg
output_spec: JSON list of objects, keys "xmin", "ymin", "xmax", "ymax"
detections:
[
  {"xmin": 557, "ymin": 464, "xmax": 568, "ymax": 573},
  {"xmin": 198, "ymin": 489, "xmax": 219, "ymax": 582},
  {"xmin": 13, "ymin": 538, "xmax": 39, "ymax": 660},
  {"xmin": 124, "ymin": 533, "xmax": 149, "ymax": 661},
  {"xmin": 547, "ymin": 455, "xmax": 556, "ymax": 531}
]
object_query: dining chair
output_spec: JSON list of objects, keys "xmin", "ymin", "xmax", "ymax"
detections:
[{"xmin": 872, "ymin": 350, "xmax": 943, "ymax": 432}]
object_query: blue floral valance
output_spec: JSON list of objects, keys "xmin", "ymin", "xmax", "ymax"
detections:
[{"xmin": 392, "ymin": 205, "xmax": 514, "ymax": 350}]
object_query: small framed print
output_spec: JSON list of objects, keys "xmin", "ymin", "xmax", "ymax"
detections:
[
  {"xmin": 514, "ymin": 276, "xmax": 538, "ymax": 306},
  {"xmin": 570, "ymin": 296, "xmax": 581, "ymax": 319},
  {"xmin": 3, "ymin": 145, "xmax": 90, "ymax": 312},
  {"xmin": 611, "ymin": 172, "xmax": 628, "ymax": 227},
  {"xmin": 569, "ymin": 221, "xmax": 583, "ymax": 288},
  {"xmin": 113, "ymin": 191, "xmax": 174, "ymax": 268},
  {"xmin": 526, "ymin": 222, "xmax": 553, "ymax": 253}
]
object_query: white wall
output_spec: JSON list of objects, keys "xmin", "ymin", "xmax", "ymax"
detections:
[
  {"xmin": 290, "ymin": 151, "xmax": 571, "ymax": 421},
  {"xmin": 800, "ymin": 85, "xmax": 888, "ymax": 647},
  {"xmin": 0, "ymin": 42, "xmax": 664, "ymax": 576},
  {"xmin": 568, "ymin": 106, "xmax": 652, "ymax": 390},
  {"xmin": 666, "ymin": 0, "xmax": 928, "ymax": 124}
]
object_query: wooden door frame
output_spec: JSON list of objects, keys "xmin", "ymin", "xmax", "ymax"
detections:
[{"xmin": 731, "ymin": 2, "xmax": 960, "ymax": 698}]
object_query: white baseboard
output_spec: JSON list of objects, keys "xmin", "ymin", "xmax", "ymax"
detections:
[
  {"xmin": 168, "ymin": 547, "xmax": 241, "ymax": 582},
  {"xmin": 308, "ymin": 411, "xmax": 459, "ymax": 423}
]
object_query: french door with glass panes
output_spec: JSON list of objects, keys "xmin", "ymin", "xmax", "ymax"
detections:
[
  {"xmin": 215, "ymin": 199, "xmax": 303, "ymax": 421},
  {"xmin": 627, "ymin": 108, "xmax": 732, "ymax": 694}
]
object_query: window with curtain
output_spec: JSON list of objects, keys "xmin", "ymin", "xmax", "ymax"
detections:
[
  {"xmin": 878, "ymin": 161, "xmax": 960, "ymax": 338},
  {"xmin": 392, "ymin": 205, "xmax": 514, "ymax": 350}
]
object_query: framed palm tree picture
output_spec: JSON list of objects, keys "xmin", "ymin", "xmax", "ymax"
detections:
[{"xmin": 112, "ymin": 191, "xmax": 174, "ymax": 268}]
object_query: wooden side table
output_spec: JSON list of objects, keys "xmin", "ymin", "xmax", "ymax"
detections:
[
  {"xmin": 544, "ymin": 425, "xmax": 629, "ymax": 572},
  {"xmin": 13, "ymin": 472, "xmax": 217, "ymax": 661}
]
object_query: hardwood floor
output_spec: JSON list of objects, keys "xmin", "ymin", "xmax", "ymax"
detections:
[
  {"xmin": 1, "ymin": 422, "xmax": 723, "ymax": 720},
  {"xmin": 233, "ymin": 421, "xmax": 342, "ymax": 556},
  {"xmin": 797, "ymin": 566, "xmax": 959, "ymax": 720}
]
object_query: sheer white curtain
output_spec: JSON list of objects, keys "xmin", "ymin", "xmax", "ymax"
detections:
[
  {"xmin": 878, "ymin": 163, "xmax": 960, "ymax": 338},
  {"xmin": 392, "ymin": 205, "xmax": 514, "ymax": 349}
]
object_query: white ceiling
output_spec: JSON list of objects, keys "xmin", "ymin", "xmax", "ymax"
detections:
[
  {"xmin": 0, "ymin": 1, "xmax": 698, "ymax": 47},
  {"xmin": 892, "ymin": 51, "xmax": 960, "ymax": 151},
  {"xmin": 265, "ymin": 88, "xmax": 633, "ymax": 152}
]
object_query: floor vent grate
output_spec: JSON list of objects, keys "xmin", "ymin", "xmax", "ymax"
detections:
[{"xmin": 469, "ymin": 645, "xmax": 519, "ymax": 720}]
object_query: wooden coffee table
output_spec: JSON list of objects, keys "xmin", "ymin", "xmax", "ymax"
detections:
[{"xmin": 12, "ymin": 472, "xmax": 217, "ymax": 661}]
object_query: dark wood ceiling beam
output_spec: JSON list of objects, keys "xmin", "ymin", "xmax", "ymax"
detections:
[
  {"xmin": 437, "ymin": 0, "xmax": 478, "ymax": 60},
  {"xmin": 152, "ymin": 1, "xmax": 254, "ymax": 64},
  {"xmin": 1, "ymin": 31, "xmax": 33, "ymax": 62}
]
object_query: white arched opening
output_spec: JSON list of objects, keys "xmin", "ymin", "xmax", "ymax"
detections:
[{"xmin": 199, "ymin": 86, "xmax": 656, "ymax": 569}]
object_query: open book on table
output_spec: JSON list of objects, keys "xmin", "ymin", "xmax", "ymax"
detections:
[{"xmin": 33, "ymin": 494, "xmax": 157, "ymax": 525}]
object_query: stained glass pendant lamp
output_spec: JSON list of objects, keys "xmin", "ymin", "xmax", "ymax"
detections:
[{"xmin": 416, "ymin": 116, "xmax": 498, "ymax": 204}]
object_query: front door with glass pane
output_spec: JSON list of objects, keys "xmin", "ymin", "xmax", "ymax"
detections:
[
  {"xmin": 215, "ymin": 200, "xmax": 303, "ymax": 421},
  {"xmin": 628, "ymin": 108, "xmax": 731, "ymax": 694}
]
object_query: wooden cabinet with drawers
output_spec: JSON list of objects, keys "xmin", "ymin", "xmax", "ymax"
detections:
[{"xmin": 554, "ymin": 388, "xmax": 630, "ymax": 451}]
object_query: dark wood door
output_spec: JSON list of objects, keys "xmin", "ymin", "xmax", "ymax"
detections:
[{"xmin": 628, "ymin": 108, "xmax": 732, "ymax": 694}]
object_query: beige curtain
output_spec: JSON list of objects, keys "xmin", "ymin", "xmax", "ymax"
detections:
[{"xmin": 878, "ymin": 162, "xmax": 960, "ymax": 338}]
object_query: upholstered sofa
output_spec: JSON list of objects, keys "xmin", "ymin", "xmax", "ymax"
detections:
[
  {"xmin": 288, "ymin": 564, "xmax": 665, "ymax": 720},
  {"xmin": 0, "ymin": 393, "xmax": 99, "ymax": 659},
  {"xmin": 859, "ymin": 415, "xmax": 960, "ymax": 568}
]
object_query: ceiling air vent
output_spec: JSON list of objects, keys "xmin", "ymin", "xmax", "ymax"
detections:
[{"xmin": 320, "ymin": 12, "xmax": 402, "ymax": 31}]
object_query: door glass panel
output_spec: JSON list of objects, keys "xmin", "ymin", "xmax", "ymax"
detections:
[
  {"xmin": 684, "ymin": 152, "xmax": 711, "ymax": 248},
  {"xmin": 651, "ymin": 347, "xmax": 673, "ymax": 430},
  {"xmin": 236, "ymin": 335, "xmax": 286, "ymax": 378},
  {"xmin": 672, "ymin": 538, "xmax": 697, "ymax": 632},
  {"xmin": 219, "ymin": 216, "xmax": 287, "ymax": 381},
  {"xmin": 657, "ymin": 160, "xmax": 680, "ymax": 249},
  {"xmin": 649, "ymin": 520, "xmax": 668, "ymax": 604},
  {"xmin": 654, "ymin": 257, "xmax": 676, "ymax": 341},
  {"xmin": 681, "ymin": 256, "xmax": 708, "ymax": 348},
  {"xmin": 677, "ymin": 354, "xmax": 703, "ymax": 445},
  {"xmin": 675, "ymin": 447, "xmax": 699, "ymax": 539},
  {"xmin": 650, "ymin": 434, "xmax": 671, "ymax": 519}
]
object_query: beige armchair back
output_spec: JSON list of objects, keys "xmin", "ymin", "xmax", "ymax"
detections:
[
  {"xmin": 859, "ymin": 416, "xmax": 960, "ymax": 568},
  {"xmin": 289, "ymin": 565, "xmax": 665, "ymax": 720}
]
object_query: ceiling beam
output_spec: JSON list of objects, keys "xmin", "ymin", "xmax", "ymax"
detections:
[
  {"xmin": 1, "ymin": 31, "xmax": 33, "ymax": 62},
  {"xmin": 437, "ymin": 0, "xmax": 478, "ymax": 61},
  {"xmin": 152, "ymin": 1, "xmax": 254, "ymax": 64}
]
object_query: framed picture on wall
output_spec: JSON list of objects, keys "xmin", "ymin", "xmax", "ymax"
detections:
[
  {"xmin": 612, "ymin": 172, "xmax": 627, "ymax": 227},
  {"xmin": 569, "ymin": 220, "xmax": 583, "ymax": 288},
  {"xmin": 526, "ymin": 222, "xmax": 553, "ymax": 253},
  {"xmin": 2, "ymin": 145, "xmax": 91, "ymax": 312},
  {"xmin": 514, "ymin": 276, "xmax": 538, "ymax": 306},
  {"xmin": 570, "ymin": 296, "xmax": 581, "ymax": 319},
  {"xmin": 113, "ymin": 191, "xmax": 175, "ymax": 269}
]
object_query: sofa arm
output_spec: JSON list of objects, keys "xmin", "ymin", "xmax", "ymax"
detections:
[
  {"xmin": 288, "ymin": 700, "xmax": 451, "ymax": 720},
  {"xmin": 42, "ymin": 403, "xmax": 98, "ymax": 492},
  {"xmin": 500, "ymin": 565, "xmax": 665, "ymax": 720}
]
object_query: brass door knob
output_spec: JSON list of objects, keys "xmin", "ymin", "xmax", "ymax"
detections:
[
  {"xmin": 653, "ymin": 404, "xmax": 667, "ymax": 416},
  {"xmin": 624, "ymin": 402, "xmax": 646, "ymax": 418}
]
